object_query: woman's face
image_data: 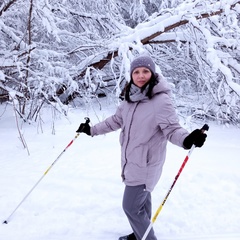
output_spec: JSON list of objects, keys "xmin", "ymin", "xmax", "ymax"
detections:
[{"xmin": 132, "ymin": 67, "xmax": 152, "ymax": 88}]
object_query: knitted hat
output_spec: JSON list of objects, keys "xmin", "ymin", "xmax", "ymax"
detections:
[{"xmin": 130, "ymin": 55, "xmax": 156, "ymax": 75}]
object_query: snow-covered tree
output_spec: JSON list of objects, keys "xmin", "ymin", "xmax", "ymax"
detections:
[
  {"xmin": 0, "ymin": 0, "xmax": 239, "ymax": 125},
  {"xmin": 74, "ymin": 0, "xmax": 240, "ymax": 125}
]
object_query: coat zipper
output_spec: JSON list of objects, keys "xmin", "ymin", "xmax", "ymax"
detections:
[{"xmin": 121, "ymin": 102, "xmax": 139, "ymax": 181}]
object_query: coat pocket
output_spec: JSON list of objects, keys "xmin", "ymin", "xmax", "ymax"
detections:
[{"xmin": 128, "ymin": 144, "xmax": 149, "ymax": 168}]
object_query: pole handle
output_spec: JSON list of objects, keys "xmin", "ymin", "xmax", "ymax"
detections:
[
  {"xmin": 201, "ymin": 124, "xmax": 209, "ymax": 132},
  {"xmin": 76, "ymin": 117, "xmax": 90, "ymax": 133},
  {"xmin": 84, "ymin": 117, "xmax": 90, "ymax": 124}
]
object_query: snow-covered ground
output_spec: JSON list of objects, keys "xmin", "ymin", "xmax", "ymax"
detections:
[{"xmin": 0, "ymin": 102, "xmax": 240, "ymax": 240}]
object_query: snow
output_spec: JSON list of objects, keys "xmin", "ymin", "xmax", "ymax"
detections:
[{"xmin": 0, "ymin": 102, "xmax": 240, "ymax": 240}]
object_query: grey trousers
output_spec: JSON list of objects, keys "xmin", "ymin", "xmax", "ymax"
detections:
[{"xmin": 122, "ymin": 185, "xmax": 157, "ymax": 240}]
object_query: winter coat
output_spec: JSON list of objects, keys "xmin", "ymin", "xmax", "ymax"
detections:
[{"xmin": 90, "ymin": 77, "xmax": 189, "ymax": 192}]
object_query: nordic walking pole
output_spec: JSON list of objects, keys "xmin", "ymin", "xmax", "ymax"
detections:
[
  {"xmin": 141, "ymin": 124, "xmax": 209, "ymax": 240},
  {"xmin": 2, "ymin": 117, "xmax": 90, "ymax": 224}
]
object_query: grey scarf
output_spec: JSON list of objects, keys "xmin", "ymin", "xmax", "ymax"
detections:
[{"xmin": 129, "ymin": 84, "xmax": 149, "ymax": 102}]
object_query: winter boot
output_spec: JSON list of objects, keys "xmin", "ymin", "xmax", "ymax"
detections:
[{"xmin": 118, "ymin": 232, "xmax": 137, "ymax": 240}]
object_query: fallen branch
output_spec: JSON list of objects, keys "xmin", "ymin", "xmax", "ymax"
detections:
[{"xmin": 76, "ymin": 1, "xmax": 240, "ymax": 77}]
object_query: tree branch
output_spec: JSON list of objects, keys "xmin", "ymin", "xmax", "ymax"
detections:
[
  {"xmin": 76, "ymin": 1, "xmax": 240, "ymax": 78},
  {"xmin": 0, "ymin": 0, "xmax": 17, "ymax": 16}
]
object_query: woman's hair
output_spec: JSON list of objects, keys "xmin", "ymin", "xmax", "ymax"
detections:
[{"xmin": 124, "ymin": 73, "xmax": 159, "ymax": 102}]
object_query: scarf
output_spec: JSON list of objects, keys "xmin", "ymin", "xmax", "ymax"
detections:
[{"xmin": 129, "ymin": 83, "xmax": 150, "ymax": 102}]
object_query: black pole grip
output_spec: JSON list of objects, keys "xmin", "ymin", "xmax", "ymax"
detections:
[
  {"xmin": 76, "ymin": 117, "xmax": 90, "ymax": 133},
  {"xmin": 84, "ymin": 117, "xmax": 90, "ymax": 124},
  {"xmin": 201, "ymin": 124, "xmax": 209, "ymax": 132}
]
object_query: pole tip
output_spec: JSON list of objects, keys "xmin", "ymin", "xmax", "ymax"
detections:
[{"xmin": 2, "ymin": 220, "xmax": 8, "ymax": 224}]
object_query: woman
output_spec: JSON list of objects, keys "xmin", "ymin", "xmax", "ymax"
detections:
[{"xmin": 77, "ymin": 55, "xmax": 207, "ymax": 240}]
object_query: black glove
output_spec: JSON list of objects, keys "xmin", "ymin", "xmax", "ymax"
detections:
[
  {"xmin": 76, "ymin": 120, "xmax": 91, "ymax": 135},
  {"xmin": 183, "ymin": 129, "xmax": 207, "ymax": 149}
]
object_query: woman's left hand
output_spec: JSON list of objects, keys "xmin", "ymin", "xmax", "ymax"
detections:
[{"xmin": 183, "ymin": 129, "xmax": 207, "ymax": 149}]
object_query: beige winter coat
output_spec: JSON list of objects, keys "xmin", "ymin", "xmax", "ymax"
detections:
[{"xmin": 91, "ymin": 78, "xmax": 189, "ymax": 192}]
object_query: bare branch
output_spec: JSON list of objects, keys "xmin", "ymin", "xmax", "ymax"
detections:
[{"xmin": 0, "ymin": 0, "xmax": 17, "ymax": 16}]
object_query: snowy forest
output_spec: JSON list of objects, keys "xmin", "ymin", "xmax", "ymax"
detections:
[{"xmin": 0, "ymin": 0, "xmax": 240, "ymax": 126}]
